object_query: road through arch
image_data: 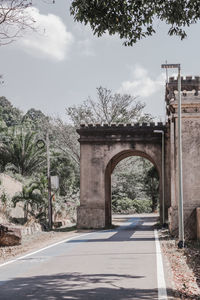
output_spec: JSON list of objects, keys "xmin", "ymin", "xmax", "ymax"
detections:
[{"xmin": 105, "ymin": 150, "xmax": 160, "ymax": 228}]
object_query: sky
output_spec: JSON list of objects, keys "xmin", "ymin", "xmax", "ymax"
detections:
[{"xmin": 1, "ymin": 0, "xmax": 200, "ymax": 122}]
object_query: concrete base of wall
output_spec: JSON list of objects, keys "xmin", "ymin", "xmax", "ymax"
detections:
[
  {"xmin": 169, "ymin": 206, "xmax": 198, "ymax": 239},
  {"xmin": 77, "ymin": 206, "xmax": 105, "ymax": 229},
  {"xmin": 197, "ymin": 208, "xmax": 200, "ymax": 241},
  {"xmin": 168, "ymin": 206, "xmax": 178, "ymax": 235}
]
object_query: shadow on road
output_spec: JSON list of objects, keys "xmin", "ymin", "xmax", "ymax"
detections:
[
  {"xmin": 0, "ymin": 272, "xmax": 158, "ymax": 299},
  {"xmin": 0, "ymin": 272, "xmax": 195, "ymax": 300},
  {"xmin": 68, "ymin": 216, "xmax": 157, "ymax": 243}
]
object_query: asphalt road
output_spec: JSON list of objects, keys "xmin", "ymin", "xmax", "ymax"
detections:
[{"xmin": 0, "ymin": 215, "xmax": 168, "ymax": 300}]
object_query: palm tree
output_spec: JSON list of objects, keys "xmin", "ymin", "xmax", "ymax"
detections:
[
  {"xmin": 0, "ymin": 129, "xmax": 46, "ymax": 176},
  {"xmin": 12, "ymin": 174, "xmax": 48, "ymax": 220}
]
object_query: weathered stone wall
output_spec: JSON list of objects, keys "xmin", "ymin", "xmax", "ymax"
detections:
[
  {"xmin": 77, "ymin": 123, "xmax": 169, "ymax": 229},
  {"xmin": 167, "ymin": 78, "xmax": 200, "ymax": 238}
]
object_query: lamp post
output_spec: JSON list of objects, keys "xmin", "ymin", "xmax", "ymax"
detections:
[
  {"xmin": 46, "ymin": 129, "xmax": 52, "ymax": 230},
  {"xmin": 36, "ymin": 130, "xmax": 52, "ymax": 230},
  {"xmin": 161, "ymin": 63, "xmax": 184, "ymax": 248},
  {"xmin": 154, "ymin": 130, "xmax": 165, "ymax": 226}
]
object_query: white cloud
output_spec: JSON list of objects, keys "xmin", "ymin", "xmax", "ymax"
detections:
[
  {"xmin": 73, "ymin": 23, "xmax": 96, "ymax": 57},
  {"xmin": 77, "ymin": 39, "xmax": 95, "ymax": 57},
  {"xmin": 119, "ymin": 65, "xmax": 165, "ymax": 98},
  {"xmin": 18, "ymin": 7, "xmax": 74, "ymax": 61}
]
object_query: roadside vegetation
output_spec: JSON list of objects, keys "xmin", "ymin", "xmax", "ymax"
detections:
[
  {"xmin": 0, "ymin": 89, "xmax": 159, "ymax": 229},
  {"xmin": 112, "ymin": 156, "xmax": 159, "ymax": 214}
]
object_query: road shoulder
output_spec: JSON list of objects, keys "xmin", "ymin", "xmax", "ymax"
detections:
[
  {"xmin": 160, "ymin": 229, "xmax": 200, "ymax": 300},
  {"xmin": 0, "ymin": 227, "xmax": 92, "ymax": 264}
]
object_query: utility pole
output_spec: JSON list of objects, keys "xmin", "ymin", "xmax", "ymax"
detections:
[
  {"xmin": 161, "ymin": 63, "xmax": 184, "ymax": 248},
  {"xmin": 177, "ymin": 66, "xmax": 184, "ymax": 248},
  {"xmin": 46, "ymin": 129, "xmax": 52, "ymax": 230}
]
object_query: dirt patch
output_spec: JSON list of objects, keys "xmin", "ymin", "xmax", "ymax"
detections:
[{"xmin": 160, "ymin": 229, "xmax": 200, "ymax": 300}]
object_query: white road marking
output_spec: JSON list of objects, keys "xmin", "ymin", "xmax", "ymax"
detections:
[
  {"xmin": 0, "ymin": 232, "xmax": 92, "ymax": 269},
  {"xmin": 0, "ymin": 220, "xmax": 139, "ymax": 269},
  {"xmin": 154, "ymin": 229, "xmax": 168, "ymax": 300}
]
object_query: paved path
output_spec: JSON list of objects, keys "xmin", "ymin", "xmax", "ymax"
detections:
[{"xmin": 0, "ymin": 215, "xmax": 167, "ymax": 299}]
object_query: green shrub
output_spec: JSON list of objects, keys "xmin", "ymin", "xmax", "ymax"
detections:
[{"xmin": 112, "ymin": 197, "xmax": 152, "ymax": 214}]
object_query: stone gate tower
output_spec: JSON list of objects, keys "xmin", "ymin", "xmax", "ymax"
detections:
[{"xmin": 167, "ymin": 76, "xmax": 200, "ymax": 237}]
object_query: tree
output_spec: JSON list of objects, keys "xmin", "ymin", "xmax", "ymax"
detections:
[
  {"xmin": 52, "ymin": 120, "xmax": 80, "ymax": 165},
  {"xmin": 22, "ymin": 108, "xmax": 49, "ymax": 131},
  {"xmin": 0, "ymin": 0, "xmax": 35, "ymax": 45},
  {"xmin": 51, "ymin": 152, "xmax": 79, "ymax": 196},
  {"xmin": 67, "ymin": 86, "xmax": 152, "ymax": 126},
  {"xmin": 0, "ymin": 129, "xmax": 46, "ymax": 176},
  {"xmin": 54, "ymin": 87, "xmax": 152, "ymax": 166},
  {"xmin": 1, "ymin": 1, "xmax": 198, "ymax": 47},
  {"xmin": 0, "ymin": 96, "xmax": 22, "ymax": 127},
  {"xmin": 70, "ymin": 0, "xmax": 200, "ymax": 45},
  {"xmin": 12, "ymin": 174, "xmax": 48, "ymax": 220}
]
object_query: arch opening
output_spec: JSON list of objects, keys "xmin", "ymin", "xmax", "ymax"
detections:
[{"xmin": 105, "ymin": 150, "xmax": 161, "ymax": 228}]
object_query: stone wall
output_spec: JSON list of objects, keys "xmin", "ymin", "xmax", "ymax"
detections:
[
  {"xmin": 197, "ymin": 208, "xmax": 200, "ymax": 240},
  {"xmin": 0, "ymin": 173, "xmax": 24, "ymax": 220}
]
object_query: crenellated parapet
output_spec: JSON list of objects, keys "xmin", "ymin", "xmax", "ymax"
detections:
[
  {"xmin": 79, "ymin": 122, "xmax": 165, "ymax": 128},
  {"xmin": 167, "ymin": 76, "xmax": 200, "ymax": 96},
  {"xmin": 77, "ymin": 122, "xmax": 167, "ymax": 143},
  {"xmin": 166, "ymin": 76, "xmax": 200, "ymax": 116},
  {"xmin": 78, "ymin": 122, "xmax": 166, "ymax": 132}
]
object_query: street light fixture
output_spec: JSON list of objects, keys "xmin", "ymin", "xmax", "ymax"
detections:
[
  {"xmin": 154, "ymin": 130, "xmax": 165, "ymax": 226},
  {"xmin": 161, "ymin": 63, "xmax": 184, "ymax": 248}
]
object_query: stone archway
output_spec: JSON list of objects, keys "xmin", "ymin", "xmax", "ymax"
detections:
[
  {"xmin": 76, "ymin": 77, "xmax": 200, "ymax": 238},
  {"xmin": 77, "ymin": 123, "xmax": 170, "ymax": 229},
  {"xmin": 105, "ymin": 150, "xmax": 161, "ymax": 228}
]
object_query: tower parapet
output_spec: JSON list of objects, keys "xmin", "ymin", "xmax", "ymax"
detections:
[
  {"xmin": 166, "ymin": 76, "xmax": 200, "ymax": 115},
  {"xmin": 167, "ymin": 76, "xmax": 200, "ymax": 98}
]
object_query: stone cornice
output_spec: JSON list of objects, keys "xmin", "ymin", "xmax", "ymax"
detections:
[{"xmin": 77, "ymin": 123, "xmax": 168, "ymax": 143}]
